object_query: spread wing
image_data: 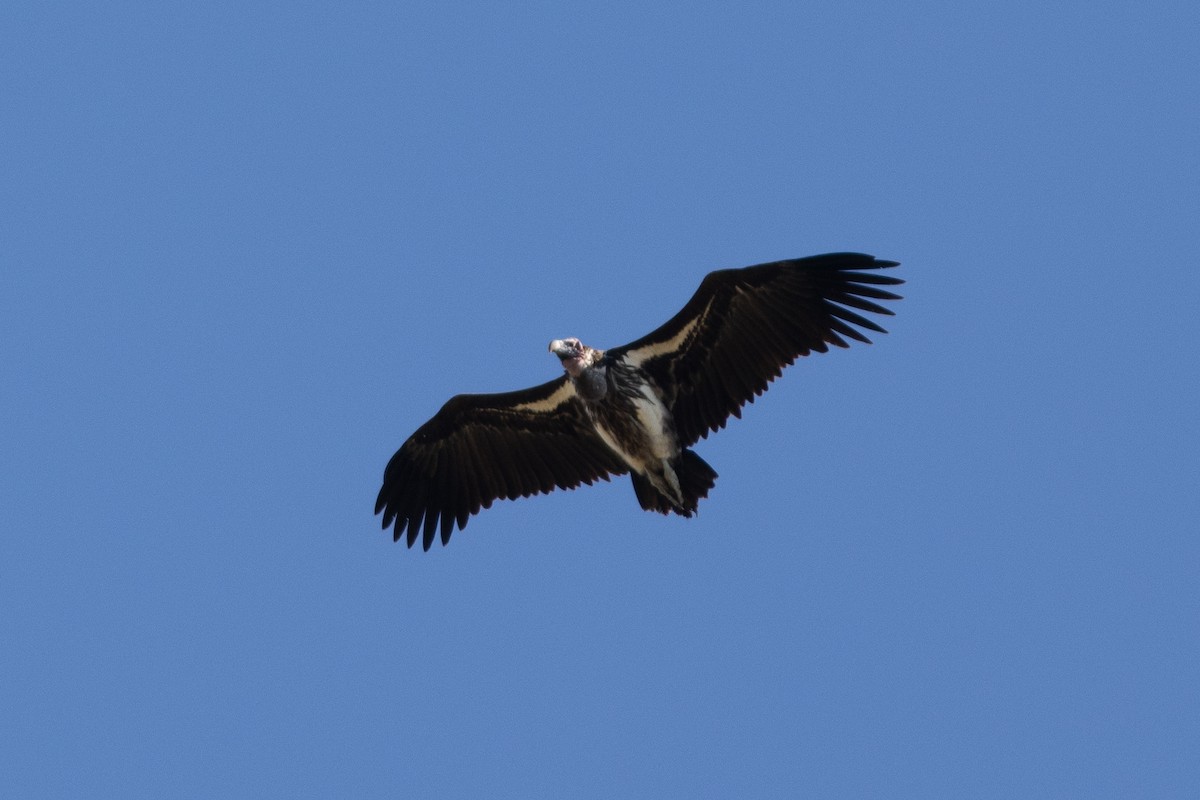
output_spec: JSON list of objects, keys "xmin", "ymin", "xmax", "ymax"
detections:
[
  {"xmin": 375, "ymin": 376, "xmax": 628, "ymax": 550},
  {"xmin": 609, "ymin": 253, "xmax": 902, "ymax": 447}
]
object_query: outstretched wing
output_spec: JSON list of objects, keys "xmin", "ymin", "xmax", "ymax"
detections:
[
  {"xmin": 375, "ymin": 376, "xmax": 628, "ymax": 550},
  {"xmin": 609, "ymin": 253, "xmax": 902, "ymax": 447}
]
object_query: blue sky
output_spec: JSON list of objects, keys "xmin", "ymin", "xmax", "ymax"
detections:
[{"xmin": 3, "ymin": 1, "xmax": 1198, "ymax": 797}]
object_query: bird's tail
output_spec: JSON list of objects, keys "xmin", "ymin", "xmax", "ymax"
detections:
[{"xmin": 631, "ymin": 449, "xmax": 718, "ymax": 517}]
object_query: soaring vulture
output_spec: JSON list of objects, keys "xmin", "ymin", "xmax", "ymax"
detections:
[{"xmin": 376, "ymin": 252, "xmax": 902, "ymax": 549}]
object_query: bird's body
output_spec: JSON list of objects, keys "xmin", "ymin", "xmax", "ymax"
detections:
[
  {"xmin": 376, "ymin": 252, "xmax": 902, "ymax": 549},
  {"xmin": 554, "ymin": 348, "xmax": 711, "ymax": 517}
]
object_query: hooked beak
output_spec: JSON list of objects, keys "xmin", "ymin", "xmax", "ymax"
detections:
[{"xmin": 549, "ymin": 339, "xmax": 579, "ymax": 360}]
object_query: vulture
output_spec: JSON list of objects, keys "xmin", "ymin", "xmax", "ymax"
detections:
[{"xmin": 376, "ymin": 252, "xmax": 902, "ymax": 549}]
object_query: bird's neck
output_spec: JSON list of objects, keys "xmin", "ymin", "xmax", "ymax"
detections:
[{"xmin": 573, "ymin": 361, "xmax": 609, "ymax": 401}]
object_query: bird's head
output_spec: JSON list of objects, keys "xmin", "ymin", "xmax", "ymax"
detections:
[{"xmin": 549, "ymin": 337, "xmax": 595, "ymax": 377}]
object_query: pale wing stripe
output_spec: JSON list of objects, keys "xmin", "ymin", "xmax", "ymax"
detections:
[
  {"xmin": 511, "ymin": 380, "xmax": 577, "ymax": 414},
  {"xmin": 623, "ymin": 304, "xmax": 707, "ymax": 367}
]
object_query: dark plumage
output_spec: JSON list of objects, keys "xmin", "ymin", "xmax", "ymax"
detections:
[{"xmin": 376, "ymin": 252, "xmax": 902, "ymax": 549}]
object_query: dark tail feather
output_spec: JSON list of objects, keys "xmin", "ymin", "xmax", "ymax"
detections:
[
  {"xmin": 677, "ymin": 449, "xmax": 718, "ymax": 515},
  {"xmin": 631, "ymin": 471, "xmax": 671, "ymax": 515},
  {"xmin": 630, "ymin": 449, "xmax": 718, "ymax": 517}
]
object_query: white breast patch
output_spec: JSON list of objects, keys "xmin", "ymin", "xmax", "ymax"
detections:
[{"xmin": 633, "ymin": 384, "xmax": 674, "ymax": 459}]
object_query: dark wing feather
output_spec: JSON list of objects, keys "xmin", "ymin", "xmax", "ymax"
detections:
[
  {"xmin": 608, "ymin": 253, "xmax": 902, "ymax": 447},
  {"xmin": 375, "ymin": 376, "xmax": 628, "ymax": 550}
]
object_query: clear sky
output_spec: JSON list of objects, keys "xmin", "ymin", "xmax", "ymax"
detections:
[{"xmin": 3, "ymin": 1, "xmax": 1198, "ymax": 797}]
